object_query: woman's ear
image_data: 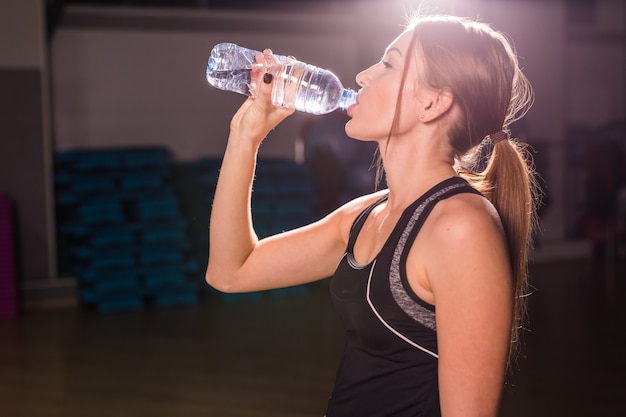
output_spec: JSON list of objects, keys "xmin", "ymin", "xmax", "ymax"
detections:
[{"xmin": 419, "ymin": 88, "xmax": 454, "ymax": 122}]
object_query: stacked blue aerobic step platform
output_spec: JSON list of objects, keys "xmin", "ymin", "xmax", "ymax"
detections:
[
  {"xmin": 252, "ymin": 158, "xmax": 319, "ymax": 239},
  {"xmin": 186, "ymin": 157, "xmax": 319, "ymax": 300},
  {"xmin": 55, "ymin": 147, "xmax": 200, "ymax": 313}
]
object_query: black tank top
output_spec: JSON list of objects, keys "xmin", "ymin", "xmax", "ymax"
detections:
[{"xmin": 326, "ymin": 177, "xmax": 482, "ymax": 417}]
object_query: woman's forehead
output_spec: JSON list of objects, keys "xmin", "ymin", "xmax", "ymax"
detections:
[{"xmin": 385, "ymin": 30, "xmax": 414, "ymax": 56}]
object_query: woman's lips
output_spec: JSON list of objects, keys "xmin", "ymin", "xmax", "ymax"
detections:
[{"xmin": 346, "ymin": 95, "xmax": 359, "ymax": 117}]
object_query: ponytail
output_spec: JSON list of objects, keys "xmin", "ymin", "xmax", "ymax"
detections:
[{"xmin": 460, "ymin": 136, "xmax": 539, "ymax": 361}]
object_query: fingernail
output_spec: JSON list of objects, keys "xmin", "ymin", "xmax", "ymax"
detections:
[{"xmin": 263, "ymin": 73, "xmax": 273, "ymax": 84}]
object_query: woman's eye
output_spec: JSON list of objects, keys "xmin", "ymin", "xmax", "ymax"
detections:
[{"xmin": 382, "ymin": 60, "xmax": 392, "ymax": 69}]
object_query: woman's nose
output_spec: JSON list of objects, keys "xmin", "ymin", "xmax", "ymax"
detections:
[
  {"xmin": 355, "ymin": 66, "xmax": 370, "ymax": 87},
  {"xmin": 356, "ymin": 65, "xmax": 376, "ymax": 87}
]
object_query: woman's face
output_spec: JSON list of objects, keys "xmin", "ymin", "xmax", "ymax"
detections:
[{"xmin": 345, "ymin": 30, "xmax": 423, "ymax": 142}]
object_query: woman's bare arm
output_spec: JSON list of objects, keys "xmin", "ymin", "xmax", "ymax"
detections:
[
  {"xmin": 205, "ymin": 55, "xmax": 367, "ymax": 293},
  {"xmin": 420, "ymin": 195, "xmax": 513, "ymax": 417}
]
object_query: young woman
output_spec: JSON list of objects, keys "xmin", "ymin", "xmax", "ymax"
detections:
[{"xmin": 206, "ymin": 13, "xmax": 537, "ymax": 417}]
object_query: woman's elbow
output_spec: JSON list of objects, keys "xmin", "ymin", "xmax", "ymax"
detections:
[{"xmin": 205, "ymin": 266, "xmax": 236, "ymax": 293}]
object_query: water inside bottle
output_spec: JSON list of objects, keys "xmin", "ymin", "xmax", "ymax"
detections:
[
  {"xmin": 271, "ymin": 62, "xmax": 343, "ymax": 115},
  {"xmin": 206, "ymin": 68, "xmax": 253, "ymax": 96}
]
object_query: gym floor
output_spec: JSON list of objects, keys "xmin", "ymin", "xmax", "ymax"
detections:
[{"xmin": 0, "ymin": 256, "xmax": 624, "ymax": 417}]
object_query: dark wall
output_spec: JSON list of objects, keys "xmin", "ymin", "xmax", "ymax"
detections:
[{"xmin": 0, "ymin": 69, "xmax": 53, "ymax": 284}]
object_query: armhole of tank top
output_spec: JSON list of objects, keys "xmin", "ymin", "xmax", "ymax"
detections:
[
  {"xmin": 397, "ymin": 184, "xmax": 483, "ymax": 311},
  {"xmin": 346, "ymin": 194, "xmax": 389, "ymax": 252}
]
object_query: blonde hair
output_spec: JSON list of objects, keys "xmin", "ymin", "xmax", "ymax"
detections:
[{"xmin": 382, "ymin": 14, "xmax": 539, "ymax": 363}]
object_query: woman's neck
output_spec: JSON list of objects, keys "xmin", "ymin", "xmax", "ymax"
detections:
[{"xmin": 379, "ymin": 133, "xmax": 457, "ymax": 211}]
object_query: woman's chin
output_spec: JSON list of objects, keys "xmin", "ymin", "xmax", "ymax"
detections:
[
  {"xmin": 344, "ymin": 120, "xmax": 366, "ymax": 141},
  {"xmin": 344, "ymin": 120, "xmax": 356, "ymax": 138},
  {"xmin": 345, "ymin": 123, "xmax": 379, "ymax": 143}
]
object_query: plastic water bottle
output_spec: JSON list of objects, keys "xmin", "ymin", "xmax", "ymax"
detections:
[{"xmin": 206, "ymin": 42, "xmax": 357, "ymax": 115}]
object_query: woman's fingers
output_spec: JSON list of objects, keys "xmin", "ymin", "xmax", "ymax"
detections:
[{"xmin": 229, "ymin": 47, "xmax": 295, "ymax": 143}]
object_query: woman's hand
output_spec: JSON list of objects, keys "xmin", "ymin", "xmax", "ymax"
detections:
[{"xmin": 229, "ymin": 49, "xmax": 295, "ymax": 147}]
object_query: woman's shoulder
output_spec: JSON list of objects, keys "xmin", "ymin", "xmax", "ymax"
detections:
[
  {"xmin": 333, "ymin": 189, "xmax": 389, "ymax": 237},
  {"xmin": 416, "ymin": 191, "xmax": 509, "ymax": 291},
  {"xmin": 427, "ymin": 191, "xmax": 504, "ymax": 245},
  {"xmin": 341, "ymin": 189, "xmax": 389, "ymax": 216}
]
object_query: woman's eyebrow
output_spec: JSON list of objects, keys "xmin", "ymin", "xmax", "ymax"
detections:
[{"xmin": 383, "ymin": 47, "xmax": 403, "ymax": 58}]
